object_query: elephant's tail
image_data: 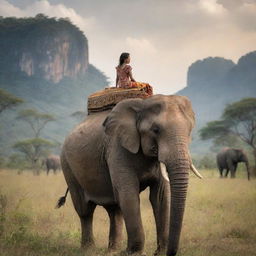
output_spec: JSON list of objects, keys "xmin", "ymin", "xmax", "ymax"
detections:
[{"xmin": 55, "ymin": 188, "xmax": 69, "ymax": 209}]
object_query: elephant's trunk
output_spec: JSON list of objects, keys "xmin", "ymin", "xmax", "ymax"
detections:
[{"xmin": 159, "ymin": 136, "xmax": 190, "ymax": 256}]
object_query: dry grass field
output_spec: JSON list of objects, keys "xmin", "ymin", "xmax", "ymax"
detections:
[{"xmin": 0, "ymin": 168, "xmax": 255, "ymax": 256}]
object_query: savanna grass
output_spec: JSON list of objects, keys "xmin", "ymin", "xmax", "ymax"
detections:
[{"xmin": 0, "ymin": 169, "xmax": 255, "ymax": 256}]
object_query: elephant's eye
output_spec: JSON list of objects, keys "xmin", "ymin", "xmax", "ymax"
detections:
[{"xmin": 151, "ymin": 125, "xmax": 160, "ymax": 135}]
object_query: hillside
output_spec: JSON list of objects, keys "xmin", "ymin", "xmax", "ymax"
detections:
[
  {"xmin": 0, "ymin": 15, "xmax": 108, "ymax": 155},
  {"xmin": 176, "ymin": 51, "xmax": 256, "ymax": 153},
  {"xmin": 0, "ymin": 14, "xmax": 88, "ymax": 83}
]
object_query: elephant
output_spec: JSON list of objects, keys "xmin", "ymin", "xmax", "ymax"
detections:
[
  {"xmin": 43, "ymin": 155, "xmax": 61, "ymax": 175},
  {"xmin": 216, "ymin": 148, "xmax": 250, "ymax": 180},
  {"xmin": 57, "ymin": 95, "xmax": 202, "ymax": 256}
]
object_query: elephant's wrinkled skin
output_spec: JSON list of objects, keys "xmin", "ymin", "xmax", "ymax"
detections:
[
  {"xmin": 60, "ymin": 95, "xmax": 195, "ymax": 256},
  {"xmin": 217, "ymin": 148, "xmax": 250, "ymax": 180},
  {"xmin": 44, "ymin": 155, "xmax": 61, "ymax": 175}
]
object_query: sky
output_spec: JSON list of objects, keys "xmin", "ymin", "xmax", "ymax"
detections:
[{"xmin": 1, "ymin": 0, "xmax": 256, "ymax": 94}]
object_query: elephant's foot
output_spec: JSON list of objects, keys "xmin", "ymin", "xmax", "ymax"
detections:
[
  {"xmin": 115, "ymin": 250, "xmax": 146, "ymax": 256},
  {"xmin": 153, "ymin": 248, "xmax": 166, "ymax": 256},
  {"xmin": 108, "ymin": 240, "xmax": 122, "ymax": 252},
  {"xmin": 107, "ymin": 246, "xmax": 120, "ymax": 255},
  {"xmin": 153, "ymin": 245, "xmax": 166, "ymax": 256},
  {"xmin": 81, "ymin": 239, "xmax": 95, "ymax": 250}
]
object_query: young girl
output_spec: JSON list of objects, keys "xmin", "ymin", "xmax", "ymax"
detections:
[
  {"xmin": 115, "ymin": 52, "xmax": 136, "ymax": 88},
  {"xmin": 115, "ymin": 53, "xmax": 153, "ymax": 95}
]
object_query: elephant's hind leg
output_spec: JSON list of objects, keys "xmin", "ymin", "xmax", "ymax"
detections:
[
  {"xmin": 61, "ymin": 156, "xmax": 96, "ymax": 248},
  {"xmin": 104, "ymin": 205, "xmax": 123, "ymax": 251},
  {"xmin": 79, "ymin": 201, "xmax": 96, "ymax": 248}
]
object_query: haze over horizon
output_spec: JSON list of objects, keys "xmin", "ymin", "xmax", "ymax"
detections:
[{"xmin": 1, "ymin": 0, "xmax": 256, "ymax": 94}]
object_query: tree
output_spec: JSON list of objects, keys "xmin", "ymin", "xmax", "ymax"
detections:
[
  {"xmin": 210, "ymin": 134, "xmax": 241, "ymax": 152},
  {"xmin": 14, "ymin": 108, "xmax": 56, "ymax": 173},
  {"xmin": 17, "ymin": 109, "xmax": 55, "ymax": 138},
  {"xmin": 13, "ymin": 138, "xmax": 54, "ymax": 174},
  {"xmin": 200, "ymin": 98, "xmax": 256, "ymax": 165},
  {"xmin": 35, "ymin": 13, "xmax": 49, "ymax": 19},
  {"xmin": 0, "ymin": 89, "xmax": 23, "ymax": 114}
]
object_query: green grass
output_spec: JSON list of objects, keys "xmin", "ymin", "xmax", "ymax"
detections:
[{"xmin": 0, "ymin": 169, "xmax": 255, "ymax": 256}]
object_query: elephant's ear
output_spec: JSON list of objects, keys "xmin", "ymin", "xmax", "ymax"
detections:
[
  {"xmin": 176, "ymin": 96, "xmax": 195, "ymax": 131},
  {"xmin": 103, "ymin": 98, "xmax": 144, "ymax": 154}
]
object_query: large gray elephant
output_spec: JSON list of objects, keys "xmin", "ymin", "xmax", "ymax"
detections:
[
  {"xmin": 43, "ymin": 155, "xmax": 61, "ymax": 175},
  {"xmin": 58, "ymin": 95, "xmax": 201, "ymax": 256},
  {"xmin": 216, "ymin": 148, "xmax": 250, "ymax": 180}
]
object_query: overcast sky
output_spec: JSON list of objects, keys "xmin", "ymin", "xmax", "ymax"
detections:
[{"xmin": 1, "ymin": 0, "xmax": 256, "ymax": 94}]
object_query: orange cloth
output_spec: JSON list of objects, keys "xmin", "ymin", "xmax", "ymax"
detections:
[{"xmin": 130, "ymin": 82, "xmax": 153, "ymax": 96}]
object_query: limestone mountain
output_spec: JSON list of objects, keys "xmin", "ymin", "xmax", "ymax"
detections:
[
  {"xmin": 0, "ymin": 14, "xmax": 88, "ymax": 83},
  {"xmin": 0, "ymin": 15, "xmax": 108, "ymax": 155},
  {"xmin": 176, "ymin": 51, "xmax": 256, "ymax": 154},
  {"xmin": 177, "ymin": 52, "xmax": 256, "ymax": 128}
]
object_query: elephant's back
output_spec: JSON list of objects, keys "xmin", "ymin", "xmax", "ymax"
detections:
[{"xmin": 64, "ymin": 111, "xmax": 109, "ymax": 146}]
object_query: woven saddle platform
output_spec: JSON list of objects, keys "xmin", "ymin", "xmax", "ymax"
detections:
[{"xmin": 87, "ymin": 85, "xmax": 153, "ymax": 114}]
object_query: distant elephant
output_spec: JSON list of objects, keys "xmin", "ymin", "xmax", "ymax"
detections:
[
  {"xmin": 58, "ymin": 95, "xmax": 202, "ymax": 256},
  {"xmin": 44, "ymin": 155, "xmax": 61, "ymax": 175},
  {"xmin": 216, "ymin": 148, "xmax": 250, "ymax": 180}
]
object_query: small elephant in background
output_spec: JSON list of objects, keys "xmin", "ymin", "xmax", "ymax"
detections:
[
  {"xmin": 216, "ymin": 148, "xmax": 250, "ymax": 180},
  {"xmin": 43, "ymin": 155, "xmax": 61, "ymax": 175}
]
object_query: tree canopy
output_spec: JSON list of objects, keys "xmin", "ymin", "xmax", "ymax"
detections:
[
  {"xmin": 13, "ymin": 138, "xmax": 54, "ymax": 170},
  {"xmin": 17, "ymin": 109, "xmax": 55, "ymax": 138},
  {"xmin": 200, "ymin": 98, "xmax": 256, "ymax": 164},
  {"xmin": 0, "ymin": 89, "xmax": 23, "ymax": 114}
]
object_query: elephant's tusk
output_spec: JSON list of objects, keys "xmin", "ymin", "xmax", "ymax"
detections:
[
  {"xmin": 190, "ymin": 164, "xmax": 203, "ymax": 179},
  {"xmin": 160, "ymin": 162, "xmax": 170, "ymax": 182}
]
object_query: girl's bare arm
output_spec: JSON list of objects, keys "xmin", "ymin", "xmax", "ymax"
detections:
[
  {"xmin": 129, "ymin": 70, "xmax": 136, "ymax": 82},
  {"xmin": 116, "ymin": 74, "xmax": 119, "ymax": 87}
]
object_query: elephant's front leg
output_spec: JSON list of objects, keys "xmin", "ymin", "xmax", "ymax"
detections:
[
  {"xmin": 224, "ymin": 168, "xmax": 229, "ymax": 178},
  {"xmin": 117, "ymin": 186, "xmax": 145, "ymax": 255},
  {"xmin": 104, "ymin": 205, "xmax": 123, "ymax": 251},
  {"xmin": 231, "ymin": 163, "xmax": 237, "ymax": 178},
  {"xmin": 150, "ymin": 180, "xmax": 170, "ymax": 256},
  {"xmin": 227, "ymin": 161, "xmax": 236, "ymax": 178}
]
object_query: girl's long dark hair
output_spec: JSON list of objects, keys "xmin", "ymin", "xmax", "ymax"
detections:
[{"xmin": 119, "ymin": 52, "xmax": 130, "ymax": 66}]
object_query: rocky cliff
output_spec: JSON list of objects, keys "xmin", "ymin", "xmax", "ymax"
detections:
[
  {"xmin": 177, "ymin": 51, "xmax": 256, "ymax": 153},
  {"xmin": 187, "ymin": 57, "xmax": 235, "ymax": 89},
  {"xmin": 177, "ymin": 51, "xmax": 256, "ymax": 126},
  {"xmin": 0, "ymin": 15, "xmax": 108, "ymax": 154},
  {"xmin": 0, "ymin": 15, "xmax": 88, "ymax": 83}
]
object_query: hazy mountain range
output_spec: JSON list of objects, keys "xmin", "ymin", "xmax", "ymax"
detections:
[
  {"xmin": 177, "ymin": 51, "xmax": 256, "ymax": 153},
  {"xmin": 0, "ymin": 15, "xmax": 255, "ymax": 156}
]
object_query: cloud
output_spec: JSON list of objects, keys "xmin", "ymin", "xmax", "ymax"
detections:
[
  {"xmin": 125, "ymin": 37, "xmax": 157, "ymax": 55},
  {"xmin": 0, "ymin": 0, "xmax": 24, "ymax": 16},
  {"xmin": 199, "ymin": 0, "xmax": 226, "ymax": 14},
  {"xmin": 217, "ymin": 0, "xmax": 256, "ymax": 10},
  {"xmin": 0, "ymin": 0, "xmax": 95, "ymax": 32}
]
